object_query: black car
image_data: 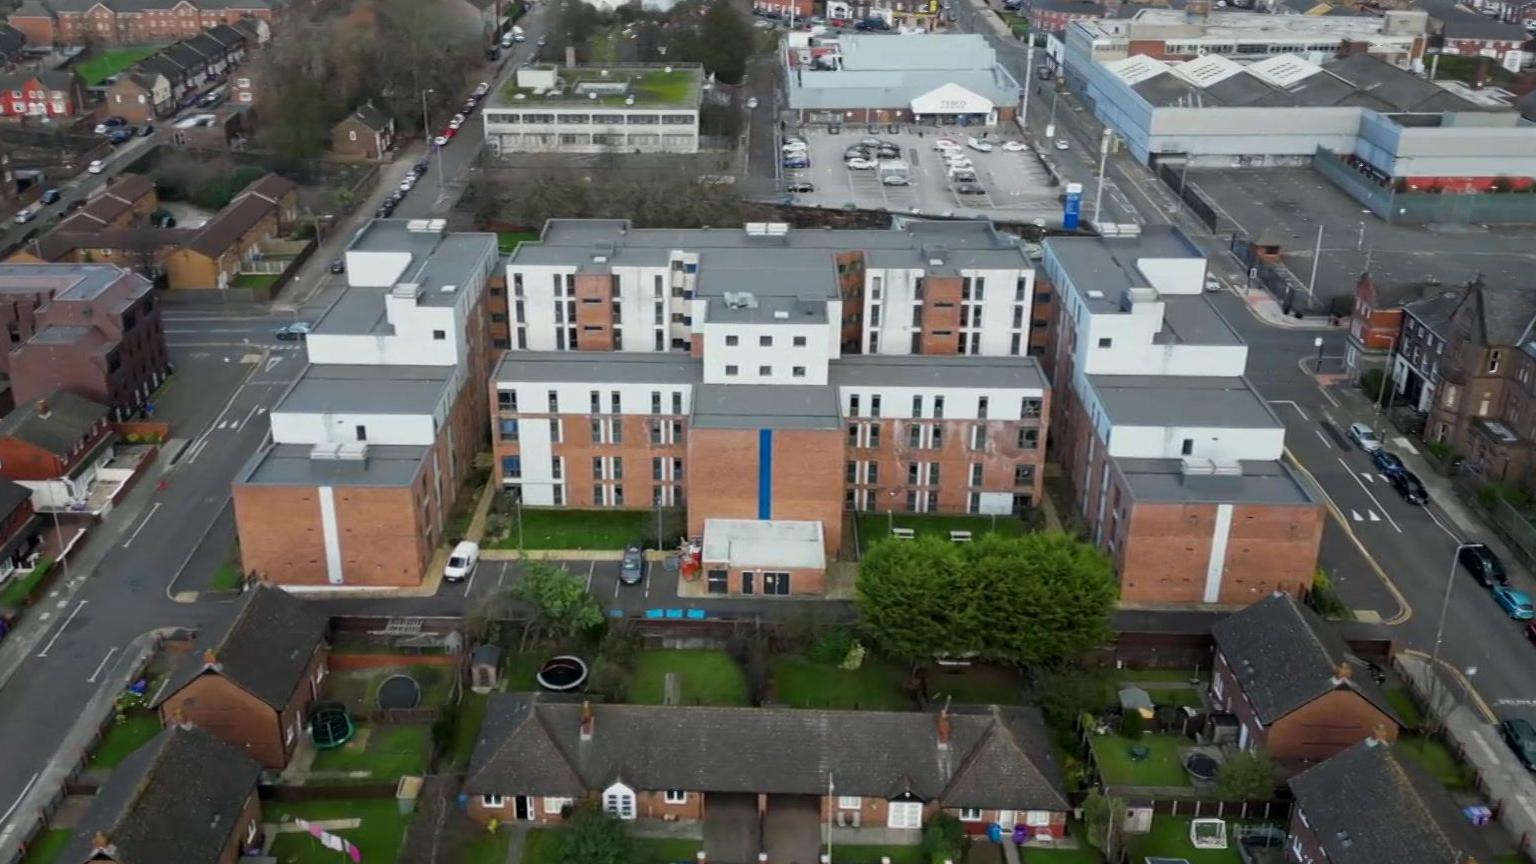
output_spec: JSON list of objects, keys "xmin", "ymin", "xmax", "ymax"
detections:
[
  {"xmin": 1503, "ymin": 718, "xmax": 1536, "ymax": 770},
  {"xmin": 108, "ymin": 129, "xmax": 133, "ymax": 145},
  {"xmin": 786, "ymin": 182, "xmax": 815, "ymax": 193},
  {"xmin": 411, "ymin": 163, "xmax": 428, "ymax": 178},
  {"xmin": 136, "ymin": 123, "xmax": 154, "ymax": 137},
  {"xmin": 375, "ymin": 203, "xmax": 394, "ymax": 218},
  {"xmin": 1371, "ymin": 449, "xmax": 1406, "ymax": 477},
  {"xmin": 64, "ymin": 198, "xmax": 87, "ymax": 213},
  {"xmin": 1388, "ymin": 469, "xmax": 1428, "ymax": 505},
  {"xmin": 329, "ymin": 258, "xmax": 345, "ymax": 274},
  {"xmin": 1460, "ymin": 543, "xmax": 1508, "ymax": 587},
  {"xmin": 39, "ymin": 188, "xmax": 61, "ymax": 205}
]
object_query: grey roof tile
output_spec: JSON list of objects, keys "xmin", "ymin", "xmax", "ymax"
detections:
[
  {"xmin": 1288, "ymin": 740, "xmax": 1462, "ymax": 864},
  {"xmin": 155, "ymin": 585, "xmax": 328, "ymax": 710},
  {"xmin": 0, "ymin": 389, "xmax": 108, "ymax": 456}
]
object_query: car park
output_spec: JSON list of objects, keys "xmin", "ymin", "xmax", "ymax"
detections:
[
  {"xmin": 1502, "ymin": 718, "xmax": 1536, "ymax": 770},
  {"xmin": 784, "ymin": 155, "xmax": 810, "ymax": 169},
  {"xmin": 86, "ymin": 160, "xmax": 106, "ymax": 174},
  {"xmin": 1371, "ymin": 450, "xmax": 1405, "ymax": 476},
  {"xmin": 1388, "ymin": 469, "xmax": 1428, "ymax": 505},
  {"xmin": 1002, "ymin": 140, "xmax": 1029, "ymax": 152},
  {"xmin": 620, "ymin": 544, "xmax": 645, "ymax": 585},
  {"xmin": 955, "ymin": 181, "xmax": 986, "ymax": 195},
  {"xmin": 966, "ymin": 137, "xmax": 993, "ymax": 153},
  {"xmin": 275, "ymin": 322, "xmax": 313, "ymax": 341},
  {"xmin": 1460, "ymin": 543, "xmax": 1508, "ymax": 587},
  {"xmin": 1494, "ymin": 585, "xmax": 1535, "ymax": 620},
  {"xmin": 1347, "ymin": 422, "xmax": 1382, "ymax": 452},
  {"xmin": 932, "ymin": 138, "xmax": 960, "ymax": 151},
  {"xmin": 40, "ymin": 188, "xmax": 60, "ymax": 204}
]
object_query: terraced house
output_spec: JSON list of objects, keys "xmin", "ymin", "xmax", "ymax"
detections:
[{"xmin": 8, "ymin": 0, "xmax": 276, "ymax": 47}]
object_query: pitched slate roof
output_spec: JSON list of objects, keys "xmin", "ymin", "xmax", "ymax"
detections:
[
  {"xmin": 466, "ymin": 697, "xmax": 1069, "ymax": 811},
  {"xmin": 1211, "ymin": 592, "xmax": 1399, "ymax": 726},
  {"xmin": 57, "ymin": 173, "xmax": 153, "ymax": 231},
  {"xmin": 0, "ymin": 389, "xmax": 108, "ymax": 456},
  {"xmin": 344, "ymin": 101, "xmax": 392, "ymax": 132},
  {"xmin": 1288, "ymin": 740, "xmax": 1462, "ymax": 864},
  {"xmin": 155, "ymin": 584, "xmax": 328, "ymax": 710},
  {"xmin": 181, "ymin": 174, "xmax": 290, "ymax": 258},
  {"xmin": 0, "ymin": 70, "xmax": 76, "ymax": 92},
  {"xmin": 0, "ymin": 24, "xmax": 27, "ymax": 58},
  {"xmin": 0, "ymin": 477, "xmax": 31, "ymax": 519},
  {"xmin": 205, "ymin": 23, "xmax": 245, "ymax": 48},
  {"xmin": 184, "ymin": 32, "xmax": 227, "ymax": 60},
  {"xmin": 1471, "ymin": 279, "xmax": 1536, "ymax": 348},
  {"xmin": 59, "ymin": 726, "xmax": 261, "ymax": 864}
]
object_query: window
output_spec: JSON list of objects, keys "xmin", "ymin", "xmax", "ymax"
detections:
[
  {"xmin": 672, "ymin": 392, "xmax": 683, "ymax": 414},
  {"xmin": 977, "ymin": 396, "xmax": 988, "ymax": 419},
  {"xmin": 551, "ymin": 457, "xmax": 562, "ymax": 479},
  {"xmin": 503, "ymin": 456, "xmax": 523, "ymax": 478},
  {"xmin": 871, "ymin": 396, "xmax": 882, "ymax": 417},
  {"xmin": 930, "ymin": 464, "xmax": 940, "ymax": 486},
  {"xmin": 760, "ymin": 335, "xmax": 773, "ymax": 347},
  {"xmin": 867, "ymin": 463, "xmax": 878, "ymax": 484},
  {"xmin": 725, "ymin": 365, "xmax": 739, "ymax": 376},
  {"xmin": 482, "ymin": 795, "xmax": 506, "ymax": 808},
  {"xmin": 593, "ymin": 457, "xmax": 604, "ymax": 479},
  {"xmin": 548, "ymin": 390, "xmax": 560, "ymax": 413},
  {"xmin": 847, "ymin": 461, "xmax": 858, "ymax": 483},
  {"xmin": 958, "ymin": 808, "xmax": 984, "ymax": 822},
  {"xmin": 500, "ymin": 419, "xmax": 519, "ymax": 439},
  {"xmin": 544, "ymin": 797, "xmax": 572, "ymax": 814},
  {"xmin": 908, "ymin": 425, "xmax": 922, "ymax": 447},
  {"xmin": 1014, "ymin": 464, "xmax": 1034, "ymax": 485},
  {"xmin": 908, "ymin": 463, "xmax": 919, "ymax": 484},
  {"xmin": 838, "ymin": 796, "xmax": 862, "ymax": 810},
  {"xmin": 611, "ymin": 392, "xmax": 622, "ymax": 414},
  {"xmin": 934, "ymin": 396, "xmax": 944, "ymax": 419},
  {"xmin": 664, "ymin": 790, "xmax": 688, "ymax": 805},
  {"xmin": 1020, "ymin": 398, "xmax": 1041, "ymax": 419},
  {"xmin": 912, "ymin": 395, "xmax": 923, "ymax": 418},
  {"xmin": 549, "ymin": 418, "xmax": 562, "ymax": 442},
  {"xmin": 726, "ymin": 335, "xmax": 739, "ymax": 346},
  {"xmin": 1097, "ymin": 337, "xmax": 1112, "ymax": 348},
  {"xmin": 794, "ymin": 336, "xmax": 807, "ymax": 347},
  {"xmin": 869, "ymin": 424, "xmax": 880, "ymax": 447},
  {"xmin": 792, "ymin": 366, "xmax": 806, "ymax": 378},
  {"xmin": 848, "ymin": 424, "xmax": 860, "ymax": 446},
  {"xmin": 1181, "ymin": 439, "xmax": 1194, "ymax": 456},
  {"xmin": 931, "ymin": 427, "xmax": 943, "ymax": 449},
  {"xmin": 850, "ymin": 395, "xmax": 861, "ymax": 418},
  {"xmin": 651, "ymin": 391, "xmax": 662, "ymax": 414},
  {"xmin": 888, "ymin": 801, "xmax": 923, "ymax": 830},
  {"xmin": 355, "ymin": 425, "xmax": 367, "ymax": 441},
  {"xmin": 1024, "ymin": 811, "xmax": 1053, "ymax": 827},
  {"xmin": 970, "ymin": 463, "xmax": 983, "ymax": 485},
  {"xmin": 433, "ymin": 329, "xmax": 446, "ymax": 340},
  {"xmin": 759, "ymin": 365, "xmax": 771, "ymax": 376},
  {"xmin": 1018, "ymin": 428, "xmax": 1039, "ymax": 450}
]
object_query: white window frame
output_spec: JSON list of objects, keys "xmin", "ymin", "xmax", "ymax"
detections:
[
  {"xmin": 544, "ymin": 796, "xmax": 572, "ymax": 814},
  {"xmin": 958, "ymin": 808, "xmax": 984, "ymax": 822},
  {"xmin": 245, "ymin": 818, "xmax": 258, "ymax": 844},
  {"xmin": 482, "ymin": 794, "xmax": 505, "ymax": 807},
  {"xmin": 603, "ymin": 782, "xmax": 636, "ymax": 820},
  {"xmin": 887, "ymin": 800, "xmax": 923, "ymax": 829},
  {"xmin": 663, "ymin": 790, "xmax": 688, "ymax": 804},
  {"xmin": 1024, "ymin": 810, "xmax": 1052, "ymax": 827},
  {"xmin": 838, "ymin": 796, "xmax": 862, "ymax": 810}
]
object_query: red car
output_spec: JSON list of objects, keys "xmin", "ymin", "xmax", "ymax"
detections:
[
  {"xmin": 829, "ymin": 17, "xmax": 847, "ymax": 26},
  {"xmin": 441, "ymin": 126, "xmax": 457, "ymax": 140}
]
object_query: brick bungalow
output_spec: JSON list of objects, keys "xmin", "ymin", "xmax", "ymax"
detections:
[
  {"xmin": 58, "ymin": 725, "xmax": 264, "ymax": 864},
  {"xmin": 0, "ymin": 390, "xmax": 116, "ymax": 511},
  {"xmin": 465, "ymin": 697, "xmax": 1071, "ymax": 841},
  {"xmin": 1210, "ymin": 592, "xmax": 1401, "ymax": 762},
  {"xmin": 1286, "ymin": 738, "xmax": 1464, "ymax": 864},
  {"xmin": 152, "ymin": 585, "xmax": 329, "ymax": 769},
  {"xmin": 163, "ymin": 173, "xmax": 296, "ymax": 290},
  {"xmin": 331, "ymin": 102, "xmax": 394, "ymax": 160}
]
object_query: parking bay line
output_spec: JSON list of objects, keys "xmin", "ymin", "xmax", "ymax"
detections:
[{"xmin": 87, "ymin": 646, "xmax": 119, "ymax": 683}]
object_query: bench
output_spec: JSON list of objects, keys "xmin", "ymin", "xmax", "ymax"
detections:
[
  {"xmin": 949, "ymin": 530, "xmax": 973, "ymax": 543},
  {"xmin": 891, "ymin": 527, "xmax": 916, "ymax": 540}
]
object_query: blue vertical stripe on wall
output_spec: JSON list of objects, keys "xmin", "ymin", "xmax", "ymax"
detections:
[{"xmin": 758, "ymin": 428, "xmax": 773, "ymax": 520}]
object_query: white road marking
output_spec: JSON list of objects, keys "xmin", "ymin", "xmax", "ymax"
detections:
[
  {"xmin": 1314, "ymin": 429, "xmax": 1333, "ymax": 449},
  {"xmin": 265, "ymin": 356, "xmax": 283, "ymax": 372},
  {"xmin": 121, "ymin": 502, "xmax": 162, "ymax": 548},
  {"xmin": 612, "ymin": 576, "xmax": 621, "ymax": 600},
  {"xmin": 1360, "ymin": 472, "xmax": 1375, "ymax": 484},
  {"xmin": 36, "ymin": 600, "xmax": 87, "ymax": 658},
  {"xmin": 585, "ymin": 561, "xmax": 595, "ymax": 591},
  {"xmin": 1424, "ymin": 505, "xmax": 1461, "ymax": 542},
  {"xmin": 87, "ymin": 647, "xmax": 120, "ymax": 683},
  {"xmin": 1268, "ymin": 400, "xmax": 1309, "ymax": 421},
  {"xmin": 1351, "ymin": 509, "xmax": 1363, "ymax": 522},
  {"xmin": 1368, "ymin": 510, "xmax": 1381, "ymax": 522},
  {"xmin": 464, "ymin": 562, "xmax": 479, "ymax": 596},
  {"xmin": 1338, "ymin": 457, "xmax": 1402, "ymax": 534},
  {"xmin": 1318, "ymin": 386, "xmax": 1340, "ymax": 408},
  {"xmin": 0, "ymin": 773, "xmax": 39, "ymax": 826},
  {"xmin": 497, "ymin": 562, "xmax": 508, "ymax": 589}
]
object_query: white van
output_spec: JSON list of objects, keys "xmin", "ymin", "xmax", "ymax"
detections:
[{"xmin": 444, "ymin": 541, "xmax": 479, "ymax": 582}]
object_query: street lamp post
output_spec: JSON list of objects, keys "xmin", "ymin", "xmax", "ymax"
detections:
[
  {"xmin": 1313, "ymin": 336, "xmax": 1325, "ymax": 374},
  {"xmin": 421, "ymin": 88, "xmax": 444, "ymax": 194},
  {"xmin": 1429, "ymin": 542, "xmax": 1478, "ymax": 724},
  {"xmin": 1091, "ymin": 128, "xmax": 1112, "ymax": 224}
]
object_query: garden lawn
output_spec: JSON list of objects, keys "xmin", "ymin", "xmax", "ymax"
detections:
[
  {"xmin": 231, "ymin": 273, "xmax": 280, "ymax": 292},
  {"xmin": 0, "ymin": 559, "xmax": 53, "ymax": 606},
  {"xmin": 88, "ymin": 711, "xmax": 162, "ymax": 769},
  {"xmin": 448, "ymin": 691, "xmax": 489, "ymax": 769},
  {"xmin": 925, "ymin": 664, "xmax": 1024, "ymax": 705},
  {"xmin": 20, "ymin": 828, "xmax": 70, "ymax": 864},
  {"xmin": 631, "ymin": 650, "xmax": 749, "ymax": 706},
  {"xmin": 1397, "ymin": 735, "xmax": 1474, "ymax": 790},
  {"xmin": 832, "ymin": 845, "xmax": 925, "ymax": 864},
  {"xmin": 857, "ymin": 513, "xmax": 1028, "ymax": 554},
  {"xmin": 1384, "ymin": 683, "xmax": 1425, "ymax": 728},
  {"xmin": 210, "ymin": 561, "xmax": 243, "ymax": 591},
  {"xmin": 308, "ymin": 723, "xmax": 430, "ymax": 780},
  {"xmin": 1090, "ymin": 733, "xmax": 1191, "ymax": 788},
  {"xmin": 1023, "ymin": 845, "xmax": 1104, "ymax": 863},
  {"xmin": 75, "ymin": 46, "xmax": 158, "ymax": 85},
  {"xmin": 1128, "ymin": 816, "xmax": 1248, "ymax": 864},
  {"xmin": 771, "ymin": 656, "xmax": 911, "ymax": 711},
  {"xmin": 489, "ymin": 507, "xmax": 652, "ymax": 549},
  {"xmin": 459, "ymin": 829, "xmax": 513, "ymax": 864},
  {"xmin": 265, "ymin": 799, "xmax": 410, "ymax": 864},
  {"xmin": 323, "ymin": 664, "xmax": 455, "ymax": 712},
  {"xmin": 501, "ymin": 652, "xmax": 544, "ymax": 691},
  {"xmin": 498, "ymin": 230, "xmax": 538, "ymax": 253}
]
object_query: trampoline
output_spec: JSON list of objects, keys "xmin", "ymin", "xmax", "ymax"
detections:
[
  {"xmin": 1184, "ymin": 752, "xmax": 1220, "ymax": 783},
  {"xmin": 308, "ymin": 701, "xmax": 355, "ymax": 750},
  {"xmin": 378, "ymin": 674, "xmax": 422, "ymax": 710},
  {"xmin": 536, "ymin": 655, "xmax": 589, "ymax": 692}
]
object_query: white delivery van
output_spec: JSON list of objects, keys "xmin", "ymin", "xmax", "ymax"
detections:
[{"xmin": 444, "ymin": 541, "xmax": 480, "ymax": 582}]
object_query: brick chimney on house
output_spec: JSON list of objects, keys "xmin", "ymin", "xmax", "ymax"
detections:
[
  {"xmin": 202, "ymin": 648, "xmax": 221, "ymax": 670},
  {"xmin": 1331, "ymin": 661, "xmax": 1353, "ymax": 685},
  {"xmin": 34, "ymin": 399, "xmax": 48, "ymax": 419},
  {"xmin": 937, "ymin": 707, "xmax": 951, "ymax": 750},
  {"xmin": 580, "ymin": 700, "xmax": 594, "ymax": 741}
]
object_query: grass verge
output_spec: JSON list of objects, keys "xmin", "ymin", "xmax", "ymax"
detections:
[
  {"xmin": 87, "ymin": 711, "xmax": 162, "ymax": 770},
  {"xmin": 498, "ymin": 230, "xmax": 539, "ymax": 253},
  {"xmin": 486, "ymin": 507, "xmax": 661, "ymax": 549},
  {"xmin": 75, "ymin": 46, "xmax": 158, "ymax": 85},
  {"xmin": 20, "ymin": 828, "xmax": 71, "ymax": 864}
]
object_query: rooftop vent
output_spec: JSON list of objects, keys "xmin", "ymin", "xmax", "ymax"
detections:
[
  {"xmin": 745, "ymin": 222, "xmax": 790, "ymax": 237},
  {"xmin": 722, "ymin": 292, "xmax": 758, "ymax": 310},
  {"xmin": 1087, "ymin": 290, "xmax": 1106, "ymax": 300},
  {"xmin": 773, "ymin": 310, "xmax": 790, "ymax": 320},
  {"xmin": 440, "ymin": 284, "xmax": 457, "ymax": 293},
  {"xmin": 311, "ymin": 442, "xmax": 369, "ymax": 462},
  {"xmin": 391, "ymin": 282, "xmax": 423, "ymax": 300}
]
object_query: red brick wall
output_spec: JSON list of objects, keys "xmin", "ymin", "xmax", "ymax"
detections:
[
  {"xmin": 920, "ymin": 276, "xmax": 963, "ymax": 355},
  {"xmin": 686, "ymin": 427, "xmax": 760, "ymax": 537},
  {"xmin": 158, "ymin": 676, "xmax": 284, "ymax": 768},
  {"xmin": 773, "ymin": 428, "xmax": 845, "ymax": 551},
  {"xmin": 573, "ymin": 274, "xmax": 616, "ymax": 351}
]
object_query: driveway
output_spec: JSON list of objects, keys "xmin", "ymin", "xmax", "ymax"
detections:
[
  {"xmin": 703, "ymin": 793, "xmax": 760, "ymax": 864},
  {"xmin": 763, "ymin": 795, "xmax": 821, "ymax": 864}
]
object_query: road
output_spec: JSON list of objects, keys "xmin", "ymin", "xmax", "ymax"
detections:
[{"xmin": 0, "ymin": 132, "xmax": 161, "ymax": 253}]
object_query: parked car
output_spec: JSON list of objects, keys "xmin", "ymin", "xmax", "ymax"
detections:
[
  {"xmin": 881, "ymin": 175, "xmax": 909, "ymax": 186},
  {"xmin": 275, "ymin": 322, "xmax": 312, "ymax": 341},
  {"xmin": 620, "ymin": 544, "xmax": 645, "ymax": 585},
  {"xmin": 376, "ymin": 202, "xmax": 396, "ymax": 218},
  {"xmin": 955, "ymin": 181, "xmax": 986, "ymax": 195},
  {"xmin": 474, "ymin": 81, "xmax": 492, "ymax": 97},
  {"xmin": 39, "ymin": 188, "xmax": 60, "ymax": 205},
  {"xmin": 12, "ymin": 205, "xmax": 38, "ymax": 224},
  {"xmin": 441, "ymin": 126, "xmax": 457, "ymax": 140},
  {"xmin": 1502, "ymin": 718, "xmax": 1536, "ymax": 770},
  {"xmin": 1387, "ymin": 469, "xmax": 1428, "ymax": 505},
  {"xmin": 433, "ymin": 135, "xmax": 449, "ymax": 147},
  {"xmin": 965, "ymin": 137, "xmax": 994, "ymax": 153},
  {"xmin": 86, "ymin": 160, "xmax": 106, "ymax": 174},
  {"xmin": 846, "ymin": 157, "xmax": 877, "ymax": 170},
  {"xmin": 1493, "ymin": 585, "xmax": 1535, "ymax": 620},
  {"xmin": 1347, "ymin": 422, "xmax": 1382, "ymax": 452},
  {"xmin": 93, "ymin": 116, "xmax": 126, "ymax": 134},
  {"xmin": 1204, "ymin": 275, "xmax": 1223, "ymax": 292},
  {"xmin": 944, "ymin": 156, "xmax": 974, "ymax": 170},
  {"xmin": 1460, "ymin": 543, "xmax": 1508, "ymax": 587},
  {"xmin": 444, "ymin": 540, "xmax": 480, "ymax": 583},
  {"xmin": 932, "ymin": 138, "xmax": 960, "ymax": 151},
  {"xmin": 329, "ymin": 258, "xmax": 345, "ymax": 274},
  {"xmin": 786, "ymin": 181, "xmax": 815, "ymax": 193},
  {"xmin": 137, "ymin": 124, "xmax": 154, "ymax": 137},
  {"xmin": 1002, "ymin": 140, "xmax": 1029, "ymax": 152},
  {"xmin": 1371, "ymin": 449, "xmax": 1406, "ymax": 476},
  {"xmin": 108, "ymin": 129, "xmax": 133, "ymax": 146},
  {"xmin": 1054, "ymin": 139, "xmax": 1070, "ymax": 150},
  {"xmin": 876, "ymin": 144, "xmax": 901, "ymax": 159},
  {"xmin": 747, "ymin": 97, "xmax": 759, "ymax": 109},
  {"xmin": 783, "ymin": 156, "xmax": 810, "ymax": 169}
]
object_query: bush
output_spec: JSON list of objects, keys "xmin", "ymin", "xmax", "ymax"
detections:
[
  {"xmin": 1032, "ymin": 666, "xmax": 1109, "ymax": 739},
  {"xmin": 1307, "ymin": 569, "xmax": 1351, "ymax": 620},
  {"xmin": 921, "ymin": 812, "xmax": 964, "ymax": 863},
  {"xmin": 1120, "ymin": 708, "xmax": 1145, "ymax": 738},
  {"xmin": 599, "ymin": 619, "xmax": 642, "ymax": 669},
  {"xmin": 588, "ymin": 658, "xmax": 631, "ymax": 702},
  {"xmin": 808, "ymin": 627, "xmax": 856, "ymax": 665},
  {"xmin": 1216, "ymin": 749, "xmax": 1277, "ymax": 799},
  {"xmin": 1359, "ymin": 368, "xmax": 1387, "ymax": 401},
  {"xmin": 1479, "ymin": 481, "xmax": 1531, "ymax": 511}
]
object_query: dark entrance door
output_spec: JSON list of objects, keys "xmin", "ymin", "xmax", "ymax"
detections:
[
  {"xmin": 741, "ymin": 570, "xmax": 755, "ymax": 594},
  {"xmin": 515, "ymin": 796, "xmax": 533, "ymax": 820},
  {"xmin": 707, "ymin": 569, "xmax": 728, "ymax": 593}
]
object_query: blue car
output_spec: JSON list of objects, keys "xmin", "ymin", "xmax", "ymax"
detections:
[
  {"xmin": 1494, "ymin": 585, "xmax": 1536, "ymax": 620},
  {"xmin": 1371, "ymin": 449, "xmax": 1406, "ymax": 477}
]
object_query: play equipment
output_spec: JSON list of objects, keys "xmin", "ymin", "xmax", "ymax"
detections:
[
  {"xmin": 309, "ymin": 701, "xmax": 355, "ymax": 749},
  {"xmin": 536, "ymin": 655, "xmax": 589, "ymax": 692},
  {"xmin": 378, "ymin": 674, "xmax": 422, "ymax": 710},
  {"xmin": 1183, "ymin": 751, "xmax": 1220, "ymax": 783},
  {"xmin": 1189, "ymin": 817, "xmax": 1228, "ymax": 850}
]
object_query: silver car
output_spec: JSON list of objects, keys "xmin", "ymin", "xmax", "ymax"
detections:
[
  {"xmin": 1347, "ymin": 422, "xmax": 1382, "ymax": 452},
  {"xmin": 619, "ymin": 544, "xmax": 645, "ymax": 585}
]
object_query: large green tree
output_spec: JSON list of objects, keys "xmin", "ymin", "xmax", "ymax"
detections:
[
  {"xmin": 679, "ymin": 0, "xmax": 755, "ymax": 84},
  {"xmin": 856, "ymin": 533, "xmax": 1117, "ymax": 667},
  {"xmin": 513, "ymin": 560, "xmax": 604, "ymax": 639},
  {"xmin": 555, "ymin": 803, "xmax": 633, "ymax": 864}
]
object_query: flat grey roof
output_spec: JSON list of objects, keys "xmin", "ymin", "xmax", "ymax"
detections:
[
  {"xmin": 277, "ymin": 365, "xmax": 452, "ymax": 415},
  {"xmin": 706, "ymin": 295, "xmax": 828, "ymax": 324},
  {"xmin": 1118, "ymin": 458, "xmax": 1319, "ymax": 505},
  {"xmin": 832, "ymin": 355, "xmax": 1048, "ymax": 390},
  {"xmin": 1089, "ymin": 375, "xmax": 1279, "ymax": 428},
  {"xmin": 321, "ymin": 222, "xmax": 496, "ymax": 334},
  {"xmin": 496, "ymin": 352, "xmax": 702, "ymax": 385},
  {"xmin": 693, "ymin": 384, "xmax": 842, "ymax": 430},
  {"xmin": 512, "ymin": 219, "xmax": 1024, "ymax": 260},
  {"xmin": 0, "ymin": 263, "xmax": 144, "ymax": 303},
  {"xmin": 240, "ymin": 443, "xmax": 428, "ymax": 487}
]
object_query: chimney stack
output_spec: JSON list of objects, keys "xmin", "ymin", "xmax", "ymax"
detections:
[
  {"xmin": 937, "ymin": 707, "xmax": 952, "ymax": 750},
  {"xmin": 90, "ymin": 832, "xmax": 110, "ymax": 852},
  {"xmin": 34, "ymin": 399, "xmax": 48, "ymax": 419},
  {"xmin": 580, "ymin": 700, "xmax": 594, "ymax": 741},
  {"xmin": 202, "ymin": 648, "xmax": 219, "ymax": 668}
]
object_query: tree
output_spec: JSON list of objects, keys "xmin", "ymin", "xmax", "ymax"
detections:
[
  {"xmin": 1215, "ymin": 749, "xmax": 1277, "ymax": 800},
  {"xmin": 856, "ymin": 533, "xmax": 1117, "ymax": 668},
  {"xmin": 1081, "ymin": 789, "xmax": 1125, "ymax": 859},
  {"xmin": 1031, "ymin": 667, "xmax": 1108, "ymax": 736},
  {"xmin": 555, "ymin": 803, "xmax": 633, "ymax": 864},
  {"xmin": 921, "ymin": 813, "xmax": 964, "ymax": 862},
  {"xmin": 513, "ymin": 560, "xmax": 604, "ymax": 639},
  {"xmin": 684, "ymin": 0, "xmax": 755, "ymax": 84}
]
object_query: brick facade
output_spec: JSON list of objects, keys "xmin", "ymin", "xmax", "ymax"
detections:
[
  {"xmin": 1212, "ymin": 650, "xmax": 1398, "ymax": 761},
  {"xmin": 9, "ymin": 2, "xmax": 275, "ymax": 47},
  {"xmin": 157, "ymin": 648, "xmax": 326, "ymax": 769}
]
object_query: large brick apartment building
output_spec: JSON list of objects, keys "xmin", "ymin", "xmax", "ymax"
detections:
[
  {"xmin": 8, "ymin": 0, "xmax": 275, "ymax": 47},
  {"xmin": 1042, "ymin": 227, "xmax": 1324, "ymax": 607},
  {"xmin": 233, "ymin": 219, "xmax": 497, "ymax": 588}
]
